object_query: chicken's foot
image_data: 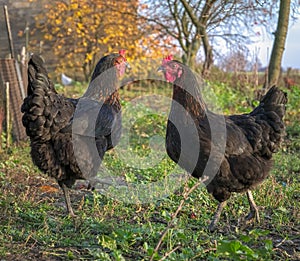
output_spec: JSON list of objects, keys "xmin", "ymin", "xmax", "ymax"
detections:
[
  {"xmin": 208, "ymin": 201, "xmax": 227, "ymax": 232},
  {"xmin": 61, "ymin": 183, "xmax": 76, "ymax": 217},
  {"xmin": 245, "ymin": 190, "xmax": 260, "ymax": 223}
]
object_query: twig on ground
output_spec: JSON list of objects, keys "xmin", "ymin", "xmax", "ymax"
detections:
[
  {"xmin": 150, "ymin": 176, "xmax": 208, "ymax": 261},
  {"xmin": 275, "ymin": 237, "xmax": 287, "ymax": 248},
  {"xmin": 159, "ymin": 245, "xmax": 181, "ymax": 261}
]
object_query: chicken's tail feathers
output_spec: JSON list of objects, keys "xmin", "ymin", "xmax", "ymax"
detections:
[
  {"xmin": 254, "ymin": 86, "xmax": 287, "ymax": 119},
  {"xmin": 22, "ymin": 54, "xmax": 58, "ymax": 137},
  {"xmin": 261, "ymin": 86, "xmax": 288, "ymax": 107},
  {"xmin": 27, "ymin": 54, "xmax": 55, "ymax": 96},
  {"xmin": 249, "ymin": 86, "xmax": 287, "ymax": 158}
]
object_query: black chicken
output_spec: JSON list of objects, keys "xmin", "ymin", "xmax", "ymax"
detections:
[
  {"xmin": 158, "ymin": 55, "xmax": 287, "ymax": 231},
  {"xmin": 21, "ymin": 51, "xmax": 129, "ymax": 216}
]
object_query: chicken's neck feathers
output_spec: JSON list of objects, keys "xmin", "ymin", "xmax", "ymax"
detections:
[
  {"xmin": 82, "ymin": 68, "xmax": 120, "ymax": 107},
  {"xmin": 172, "ymin": 70, "xmax": 207, "ymax": 120}
]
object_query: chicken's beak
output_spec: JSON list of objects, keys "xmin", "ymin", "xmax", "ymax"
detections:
[{"xmin": 157, "ymin": 66, "xmax": 165, "ymax": 72}]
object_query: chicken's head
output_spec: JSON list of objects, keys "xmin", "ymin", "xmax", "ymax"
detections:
[
  {"xmin": 114, "ymin": 49, "xmax": 130, "ymax": 77},
  {"xmin": 158, "ymin": 54, "xmax": 183, "ymax": 83}
]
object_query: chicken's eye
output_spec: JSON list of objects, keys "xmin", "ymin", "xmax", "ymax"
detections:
[{"xmin": 115, "ymin": 57, "xmax": 125, "ymax": 65}]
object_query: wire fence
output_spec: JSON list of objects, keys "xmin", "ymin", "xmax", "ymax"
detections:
[{"xmin": 0, "ymin": 58, "xmax": 27, "ymax": 142}]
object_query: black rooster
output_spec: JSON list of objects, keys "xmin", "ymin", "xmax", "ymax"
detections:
[
  {"xmin": 21, "ymin": 51, "xmax": 129, "ymax": 216},
  {"xmin": 158, "ymin": 55, "xmax": 287, "ymax": 231}
]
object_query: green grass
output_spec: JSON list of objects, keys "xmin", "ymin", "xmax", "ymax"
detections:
[{"xmin": 0, "ymin": 82, "xmax": 299, "ymax": 260}]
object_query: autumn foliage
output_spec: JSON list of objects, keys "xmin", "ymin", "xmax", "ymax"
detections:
[{"xmin": 29, "ymin": 0, "xmax": 171, "ymax": 82}]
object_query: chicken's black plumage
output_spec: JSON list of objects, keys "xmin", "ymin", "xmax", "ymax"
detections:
[
  {"xmin": 21, "ymin": 52, "xmax": 127, "ymax": 215},
  {"xmin": 159, "ymin": 57, "xmax": 287, "ymax": 231}
]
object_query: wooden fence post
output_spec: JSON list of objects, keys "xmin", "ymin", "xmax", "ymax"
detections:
[
  {"xmin": 0, "ymin": 107, "xmax": 3, "ymax": 152},
  {"xmin": 5, "ymin": 82, "xmax": 10, "ymax": 148},
  {"xmin": 3, "ymin": 5, "xmax": 15, "ymax": 59}
]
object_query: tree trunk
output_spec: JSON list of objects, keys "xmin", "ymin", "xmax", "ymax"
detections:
[
  {"xmin": 266, "ymin": 0, "xmax": 290, "ymax": 89},
  {"xmin": 200, "ymin": 28, "xmax": 213, "ymax": 77},
  {"xmin": 182, "ymin": 37, "xmax": 201, "ymax": 70}
]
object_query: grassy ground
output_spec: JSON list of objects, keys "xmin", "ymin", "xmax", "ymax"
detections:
[{"xmin": 0, "ymin": 82, "xmax": 299, "ymax": 260}]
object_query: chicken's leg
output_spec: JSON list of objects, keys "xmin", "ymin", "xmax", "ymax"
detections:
[
  {"xmin": 245, "ymin": 190, "xmax": 260, "ymax": 223},
  {"xmin": 61, "ymin": 183, "xmax": 76, "ymax": 217},
  {"xmin": 208, "ymin": 201, "xmax": 227, "ymax": 232}
]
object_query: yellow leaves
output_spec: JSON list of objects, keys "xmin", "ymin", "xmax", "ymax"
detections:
[
  {"xmin": 70, "ymin": 3, "xmax": 79, "ymax": 10},
  {"xmin": 67, "ymin": 28, "xmax": 72, "ymax": 35},
  {"xmin": 76, "ymin": 29, "xmax": 82, "ymax": 35},
  {"xmin": 76, "ymin": 23, "xmax": 85, "ymax": 37},
  {"xmin": 55, "ymin": 18, "xmax": 62, "ymax": 25},
  {"xmin": 85, "ymin": 53, "xmax": 93, "ymax": 63},
  {"xmin": 44, "ymin": 34, "xmax": 53, "ymax": 41},
  {"xmin": 76, "ymin": 23, "xmax": 84, "ymax": 31},
  {"xmin": 32, "ymin": 0, "xmax": 168, "ymax": 80},
  {"xmin": 107, "ymin": 46, "xmax": 113, "ymax": 53}
]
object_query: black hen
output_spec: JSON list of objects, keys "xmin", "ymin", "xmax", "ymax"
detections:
[
  {"xmin": 21, "ymin": 51, "xmax": 128, "ymax": 216},
  {"xmin": 158, "ymin": 55, "xmax": 287, "ymax": 231}
]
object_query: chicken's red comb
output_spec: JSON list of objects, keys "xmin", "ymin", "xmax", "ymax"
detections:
[
  {"xmin": 119, "ymin": 49, "xmax": 126, "ymax": 57},
  {"xmin": 162, "ymin": 54, "xmax": 173, "ymax": 65}
]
